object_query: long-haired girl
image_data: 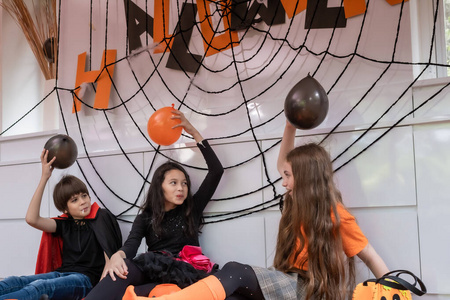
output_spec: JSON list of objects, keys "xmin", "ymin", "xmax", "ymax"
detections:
[
  {"xmin": 122, "ymin": 120, "xmax": 388, "ymax": 300},
  {"xmin": 85, "ymin": 110, "xmax": 224, "ymax": 300}
]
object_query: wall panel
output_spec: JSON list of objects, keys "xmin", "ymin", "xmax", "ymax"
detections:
[{"xmin": 415, "ymin": 123, "xmax": 450, "ymax": 294}]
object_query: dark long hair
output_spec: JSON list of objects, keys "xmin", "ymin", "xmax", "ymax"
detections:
[
  {"xmin": 273, "ymin": 143, "xmax": 355, "ymax": 300},
  {"xmin": 141, "ymin": 161, "xmax": 197, "ymax": 238}
]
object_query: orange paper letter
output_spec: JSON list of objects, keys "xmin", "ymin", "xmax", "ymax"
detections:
[
  {"xmin": 280, "ymin": 0, "xmax": 306, "ymax": 19},
  {"xmin": 343, "ymin": 0, "xmax": 409, "ymax": 19},
  {"xmin": 196, "ymin": 0, "xmax": 239, "ymax": 56},
  {"xmin": 73, "ymin": 50, "xmax": 117, "ymax": 112},
  {"xmin": 343, "ymin": 0, "xmax": 366, "ymax": 18},
  {"xmin": 153, "ymin": 0, "xmax": 174, "ymax": 53}
]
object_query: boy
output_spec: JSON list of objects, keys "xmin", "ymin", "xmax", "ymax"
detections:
[{"xmin": 0, "ymin": 149, "xmax": 122, "ymax": 300}]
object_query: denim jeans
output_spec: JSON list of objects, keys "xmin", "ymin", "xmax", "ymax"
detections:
[{"xmin": 0, "ymin": 271, "xmax": 92, "ymax": 300}]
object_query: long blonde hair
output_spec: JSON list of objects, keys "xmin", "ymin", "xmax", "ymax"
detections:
[{"xmin": 273, "ymin": 143, "xmax": 355, "ymax": 300}]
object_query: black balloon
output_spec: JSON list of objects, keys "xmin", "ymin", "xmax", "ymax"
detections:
[
  {"xmin": 44, "ymin": 134, "xmax": 78, "ymax": 169},
  {"xmin": 284, "ymin": 75, "xmax": 329, "ymax": 129},
  {"xmin": 43, "ymin": 37, "xmax": 55, "ymax": 63}
]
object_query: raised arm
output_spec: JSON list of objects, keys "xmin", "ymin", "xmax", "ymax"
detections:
[
  {"xmin": 171, "ymin": 109, "xmax": 203, "ymax": 143},
  {"xmin": 25, "ymin": 149, "xmax": 57, "ymax": 233},
  {"xmin": 357, "ymin": 243, "xmax": 389, "ymax": 278},
  {"xmin": 277, "ymin": 121, "xmax": 297, "ymax": 175}
]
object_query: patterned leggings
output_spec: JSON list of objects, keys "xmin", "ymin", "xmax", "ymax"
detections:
[{"xmin": 216, "ymin": 262, "xmax": 265, "ymax": 300}]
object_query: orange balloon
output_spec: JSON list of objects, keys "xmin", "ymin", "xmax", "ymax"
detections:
[{"xmin": 147, "ymin": 106, "xmax": 182, "ymax": 146}]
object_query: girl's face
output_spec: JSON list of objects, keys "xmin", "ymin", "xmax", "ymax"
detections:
[
  {"xmin": 65, "ymin": 192, "xmax": 91, "ymax": 219},
  {"xmin": 162, "ymin": 169, "xmax": 188, "ymax": 211},
  {"xmin": 281, "ymin": 161, "xmax": 294, "ymax": 195}
]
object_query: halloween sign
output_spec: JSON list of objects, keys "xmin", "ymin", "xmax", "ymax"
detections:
[{"xmin": 72, "ymin": 0, "xmax": 409, "ymax": 112}]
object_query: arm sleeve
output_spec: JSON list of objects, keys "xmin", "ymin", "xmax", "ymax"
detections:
[
  {"xmin": 338, "ymin": 205, "xmax": 369, "ymax": 257},
  {"xmin": 93, "ymin": 209, "xmax": 123, "ymax": 257},
  {"xmin": 54, "ymin": 218, "xmax": 63, "ymax": 236},
  {"xmin": 120, "ymin": 213, "xmax": 147, "ymax": 259},
  {"xmin": 192, "ymin": 139, "xmax": 224, "ymax": 214}
]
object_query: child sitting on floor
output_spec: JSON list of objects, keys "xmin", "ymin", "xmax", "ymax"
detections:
[
  {"xmin": 0, "ymin": 149, "xmax": 122, "ymax": 300},
  {"xmin": 122, "ymin": 120, "xmax": 389, "ymax": 300}
]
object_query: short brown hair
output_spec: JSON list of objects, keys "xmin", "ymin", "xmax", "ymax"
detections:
[{"xmin": 53, "ymin": 175, "xmax": 89, "ymax": 212}]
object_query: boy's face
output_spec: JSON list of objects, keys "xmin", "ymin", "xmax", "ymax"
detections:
[{"xmin": 65, "ymin": 192, "xmax": 91, "ymax": 219}]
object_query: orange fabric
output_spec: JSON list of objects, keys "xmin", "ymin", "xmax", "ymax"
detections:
[
  {"xmin": 122, "ymin": 286, "xmax": 142, "ymax": 300},
  {"xmin": 148, "ymin": 284, "xmax": 181, "ymax": 297},
  {"xmin": 202, "ymin": 275, "xmax": 226, "ymax": 299},
  {"xmin": 291, "ymin": 203, "xmax": 368, "ymax": 270},
  {"xmin": 122, "ymin": 275, "xmax": 225, "ymax": 300}
]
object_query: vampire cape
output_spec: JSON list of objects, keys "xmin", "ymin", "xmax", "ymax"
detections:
[{"xmin": 35, "ymin": 202, "xmax": 122, "ymax": 274}]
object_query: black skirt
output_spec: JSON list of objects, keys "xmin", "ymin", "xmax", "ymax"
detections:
[{"xmin": 133, "ymin": 251, "xmax": 216, "ymax": 288}]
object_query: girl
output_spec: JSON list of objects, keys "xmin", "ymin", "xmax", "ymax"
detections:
[
  {"xmin": 122, "ymin": 120, "xmax": 388, "ymax": 300},
  {"xmin": 85, "ymin": 110, "xmax": 224, "ymax": 299}
]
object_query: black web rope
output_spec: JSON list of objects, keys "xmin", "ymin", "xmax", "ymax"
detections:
[
  {"xmin": 324, "ymin": 0, "xmax": 409, "ymax": 160},
  {"xmin": 1, "ymin": 0, "xmax": 448, "ymax": 224}
]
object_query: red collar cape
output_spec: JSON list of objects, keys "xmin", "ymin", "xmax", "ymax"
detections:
[{"xmin": 35, "ymin": 203, "xmax": 101, "ymax": 274}]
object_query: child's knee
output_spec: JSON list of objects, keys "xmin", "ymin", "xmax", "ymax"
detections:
[
  {"xmin": 222, "ymin": 261, "xmax": 247, "ymax": 272},
  {"xmin": 27, "ymin": 279, "xmax": 49, "ymax": 295}
]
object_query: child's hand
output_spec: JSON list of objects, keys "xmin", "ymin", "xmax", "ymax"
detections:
[
  {"xmin": 285, "ymin": 120, "xmax": 297, "ymax": 130},
  {"xmin": 171, "ymin": 109, "xmax": 194, "ymax": 133},
  {"xmin": 171, "ymin": 109, "xmax": 203, "ymax": 143},
  {"xmin": 102, "ymin": 252, "xmax": 129, "ymax": 281},
  {"xmin": 40, "ymin": 149, "xmax": 56, "ymax": 180}
]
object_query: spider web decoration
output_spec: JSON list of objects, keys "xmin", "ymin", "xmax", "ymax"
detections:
[{"xmin": 2, "ymin": 0, "xmax": 449, "ymax": 224}]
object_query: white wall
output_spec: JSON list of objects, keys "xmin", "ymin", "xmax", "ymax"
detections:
[
  {"xmin": 1, "ymin": 0, "xmax": 58, "ymax": 136},
  {"xmin": 1, "ymin": 1, "xmax": 449, "ymax": 299}
]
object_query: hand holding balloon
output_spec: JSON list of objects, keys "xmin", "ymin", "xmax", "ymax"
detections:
[
  {"xmin": 147, "ymin": 105, "xmax": 205, "ymax": 145},
  {"xmin": 44, "ymin": 134, "xmax": 78, "ymax": 169},
  {"xmin": 40, "ymin": 149, "xmax": 56, "ymax": 180},
  {"xmin": 147, "ymin": 105, "xmax": 183, "ymax": 146},
  {"xmin": 171, "ymin": 110, "xmax": 204, "ymax": 143},
  {"xmin": 284, "ymin": 75, "xmax": 329, "ymax": 129}
]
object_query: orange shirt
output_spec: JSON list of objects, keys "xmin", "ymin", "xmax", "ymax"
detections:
[{"xmin": 291, "ymin": 203, "xmax": 368, "ymax": 270}]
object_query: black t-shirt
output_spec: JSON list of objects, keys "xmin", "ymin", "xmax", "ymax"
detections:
[
  {"xmin": 121, "ymin": 140, "xmax": 223, "ymax": 259},
  {"xmin": 54, "ymin": 218, "xmax": 105, "ymax": 285},
  {"xmin": 123, "ymin": 206, "xmax": 200, "ymax": 257}
]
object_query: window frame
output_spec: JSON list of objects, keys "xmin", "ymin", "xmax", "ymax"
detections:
[{"xmin": 410, "ymin": 0, "xmax": 449, "ymax": 80}]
